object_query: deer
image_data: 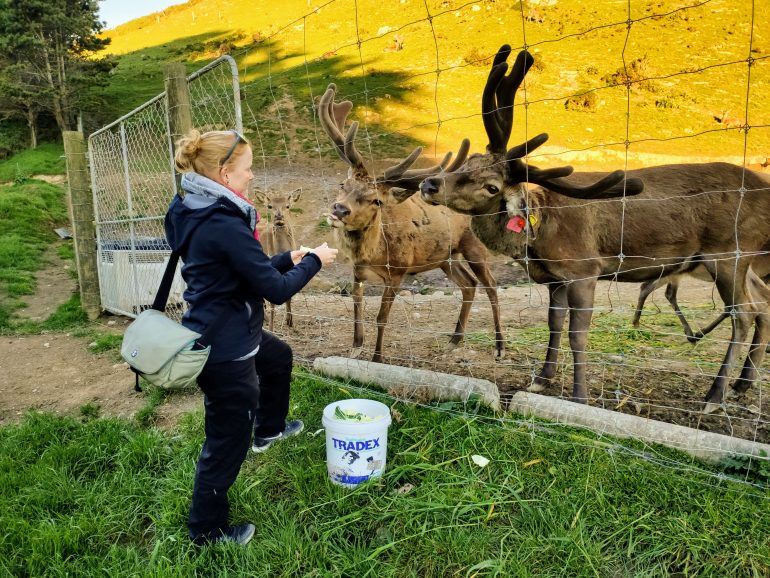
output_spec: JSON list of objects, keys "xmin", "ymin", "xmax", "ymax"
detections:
[
  {"xmin": 713, "ymin": 109, "xmax": 745, "ymax": 131},
  {"xmin": 318, "ymin": 83, "xmax": 505, "ymax": 363},
  {"xmin": 419, "ymin": 45, "xmax": 770, "ymax": 413},
  {"xmin": 254, "ymin": 187, "xmax": 302, "ymax": 331},
  {"xmin": 632, "ymin": 255, "xmax": 770, "ymax": 349}
]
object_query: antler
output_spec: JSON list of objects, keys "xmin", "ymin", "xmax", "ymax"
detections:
[
  {"xmin": 318, "ymin": 83, "xmax": 366, "ymax": 172},
  {"xmin": 483, "ymin": 46, "xmax": 535, "ymax": 154},
  {"xmin": 507, "ymin": 156, "xmax": 645, "ymax": 199},
  {"xmin": 488, "ymin": 48, "xmax": 645, "ymax": 199},
  {"xmin": 381, "ymin": 138, "xmax": 471, "ymax": 191}
]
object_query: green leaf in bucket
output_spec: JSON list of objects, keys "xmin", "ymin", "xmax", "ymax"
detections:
[
  {"xmin": 334, "ymin": 406, "xmax": 348, "ymax": 420},
  {"xmin": 333, "ymin": 405, "xmax": 372, "ymax": 422}
]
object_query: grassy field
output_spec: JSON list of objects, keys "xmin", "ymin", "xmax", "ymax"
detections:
[
  {"xmin": 95, "ymin": 0, "xmax": 770, "ymax": 167},
  {"xmin": 0, "ymin": 155, "xmax": 69, "ymax": 328},
  {"xmin": 1, "ymin": 371, "xmax": 768, "ymax": 577},
  {"xmin": 0, "ymin": 144, "xmax": 65, "ymax": 183}
]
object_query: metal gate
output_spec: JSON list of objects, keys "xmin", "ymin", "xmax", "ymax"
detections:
[{"xmin": 87, "ymin": 56, "xmax": 242, "ymax": 318}]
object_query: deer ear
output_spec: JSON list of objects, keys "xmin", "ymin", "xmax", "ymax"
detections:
[
  {"xmin": 290, "ymin": 188, "xmax": 302, "ymax": 203},
  {"xmin": 253, "ymin": 189, "xmax": 269, "ymax": 206},
  {"xmin": 386, "ymin": 187, "xmax": 417, "ymax": 204}
]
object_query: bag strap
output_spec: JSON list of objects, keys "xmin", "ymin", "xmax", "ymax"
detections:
[{"xmin": 152, "ymin": 215, "xmax": 204, "ymax": 311}]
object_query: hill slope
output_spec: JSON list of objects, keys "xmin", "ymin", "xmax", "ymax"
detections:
[{"xmin": 98, "ymin": 0, "xmax": 770, "ymax": 168}]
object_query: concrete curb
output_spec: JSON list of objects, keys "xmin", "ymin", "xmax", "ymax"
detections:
[
  {"xmin": 312, "ymin": 356, "xmax": 770, "ymax": 463},
  {"xmin": 312, "ymin": 356, "xmax": 500, "ymax": 410}
]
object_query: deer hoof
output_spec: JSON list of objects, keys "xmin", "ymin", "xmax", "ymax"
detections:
[
  {"xmin": 495, "ymin": 348, "xmax": 505, "ymax": 361},
  {"xmin": 526, "ymin": 382, "xmax": 546, "ymax": 393},
  {"xmin": 350, "ymin": 346, "xmax": 364, "ymax": 359},
  {"xmin": 448, "ymin": 334, "xmax": 463, "ymax": 346},
  {"xmin": 703, "ymin": 402, "xmax": 725, "ymax": 415}
]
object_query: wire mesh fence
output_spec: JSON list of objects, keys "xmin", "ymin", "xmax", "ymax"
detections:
[
  {"xmin": 87, "ymin": 0, "xmax": 770, "ymax": 488},
  {"xmin": 87, "ymin": 56, "xmax": 242, "ymax": 318}
]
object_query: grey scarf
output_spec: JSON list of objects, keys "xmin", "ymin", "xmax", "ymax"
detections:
[{"xmin": 180, "ymin": 172, "xmax": 257, "ymax": 231}]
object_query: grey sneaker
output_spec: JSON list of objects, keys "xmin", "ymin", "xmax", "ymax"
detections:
[
  {"xmin": 193, "ymin": 523, "xmax": 255, "ymax": 546},
  {"xmin": 252, "ymin": 419, "xmax": 304, "ymax": 453}
]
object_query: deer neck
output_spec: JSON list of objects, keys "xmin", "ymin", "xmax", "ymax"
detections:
[
  {"xmin": 335, "ymin": 213, "xmax": 383, "ymax": 264},
  {"xmin": 470, "ymin": 205, "xmax": 529, "ymax": 259},
  {"xmin": 270, "ymin": 223, "xmax": 294, "ymax": 251}
]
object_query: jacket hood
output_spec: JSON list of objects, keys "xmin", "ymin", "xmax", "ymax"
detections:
[
  {"xmin": 166, "ymin": 172, "xmax": 256, "ymax": 252},
  {"xmin": 166, "ymin": 190, "xmax": 248, "ymax": 252}
]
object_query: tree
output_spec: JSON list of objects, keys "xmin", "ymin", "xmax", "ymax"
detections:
[
  {"xmin": 0, "ymin": 0, "xmax": 114, "ymax": 137},
  {"xmin": 0, "ymin": 57, "xmax": 47, "ymax": 148}
]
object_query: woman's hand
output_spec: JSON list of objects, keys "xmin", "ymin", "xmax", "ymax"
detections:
[
  {"xmin": 310, "ymin": 242, "xmax": 338, "ymax": 266},
  {"xmin": 290, "ymin": 248, "xmax": 309, "ymax": 264}
]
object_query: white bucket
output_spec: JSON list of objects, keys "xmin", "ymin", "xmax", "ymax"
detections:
[{"xmin": 322, "ymin": 398, "xmax": 392, "ymax": 488}]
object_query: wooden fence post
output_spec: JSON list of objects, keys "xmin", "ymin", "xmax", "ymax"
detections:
[
  {"xmin": 63, "ymin": 131, "xmax": 101, "ymax": 320},
  {"xmin": 164, "ymin": 62, "xmax": 192, "ymax": 192}
]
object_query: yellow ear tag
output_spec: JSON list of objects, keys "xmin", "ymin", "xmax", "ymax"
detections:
[{"xmin": 528, "ymin": 214, "xmax": 539, "ymax": 227}]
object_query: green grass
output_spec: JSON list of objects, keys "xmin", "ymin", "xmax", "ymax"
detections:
[
  {"xmin": 94, "ymin": 0, "xmax": 770, "ymax": 166},
  {"xmin": 0, "ymin": 369, "xmax": 768, "ymax": 576},
  {"xmin": 0, "ymin": 143, "xmax": 65, "ymax": 182},
  {"xmin": 0, "ymin": 179, "xmax": 70, "ymax": 327}
]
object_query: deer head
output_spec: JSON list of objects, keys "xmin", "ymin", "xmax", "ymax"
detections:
[
  {"xmin": 318, "ymin": 83, "xmax": 470, "ymax": 232},
  {"xmin": 420, "ymin": 45, "xmax": 644, "ymax": 217},
  {"xmin": 254, "ymin": 188, "xmax": 302, "ymax": 227}
]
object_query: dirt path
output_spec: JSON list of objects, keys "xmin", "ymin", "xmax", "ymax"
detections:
[
  {"xmin": 16, "ymin": 245, "xmax": 76, "ymax": 321},
  {"xmin": 1, "ymin": 246, "xmax": 151, "ymax": 425}
]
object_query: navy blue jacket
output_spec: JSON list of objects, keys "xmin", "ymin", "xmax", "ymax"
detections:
[{"xmin": 165, "ymin": 190, "xmax": 321, "ymax": 363}]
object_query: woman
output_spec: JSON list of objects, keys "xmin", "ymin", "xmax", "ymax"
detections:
[{"xmin": 166, "ymin": 129, "xmax": 337, "ymax": 546}]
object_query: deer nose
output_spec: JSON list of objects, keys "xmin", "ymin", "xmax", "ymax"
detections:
[
  {"xmin": 332, "ymin": 203, "xmax": 351, "ymax": 219},
  {"xmin": 420, "ymin": 178, "xmax": 440, "ymax": 196}
]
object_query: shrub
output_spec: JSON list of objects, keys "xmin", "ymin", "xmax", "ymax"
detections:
[{"xmin": 564, "ymin": 91, "xmax": 598, "ymax": 112}]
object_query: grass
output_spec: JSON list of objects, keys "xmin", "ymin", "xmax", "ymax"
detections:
[
  {"xmin": 0, "ymin": 143, "xmax": 65, "ymax": 182},
  {"xmin": 93, "ymin": 0, "xmax": 770, "ymax": 167},
  {"xmin": 0, "ymin": 369, "xmax": 768, "ymax": 576},
  {"xmin": 0, "ymin": 178, "xmax": 70, "ymax": 328}
]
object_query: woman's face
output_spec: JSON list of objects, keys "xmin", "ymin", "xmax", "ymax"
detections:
[{"xmin": 219, "ymin": 145, "xmax": 254, "ymax": 194}]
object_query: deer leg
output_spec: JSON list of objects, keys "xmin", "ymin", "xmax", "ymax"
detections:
[
  {"xmin": 440, "ymin": 261, "xmax": 477, "ymax": 348},
  {"xmin": 351, "ymin": 271, "xmax": 365, "ymax": 357},
  {"xmin": 662, "ymin": 280, "xmax": 697, "ymax": 342},
  {"xmin": 567, "ymin": 278, "xmax": 597, "ymax": 403},
  {"xmin": 466, "ymin": 260, "xmax": 505, "ymax": 359},
  {"xmin": 529, "ymin": 282, "xmax": 568, "ymax": 393},
  {"xmin": 704, "ymin": 264, "xmax": 753, "ymax": 412},
  {"xmin": 372, "ymin": 275, "xmax": 404, "ymax": 364},
  {"xmin": 730, "ymin": 273, "xmax": 770, "ymax": 395},
  {"xmin": 692, "ymin": 310, "xmax": 730, "ymax": 341},
  {"xmin": 285, "ymin": 298, "xmax": 293, "ymax": 328},
  {"xmin": 633, "ymin": 278, "xmax": 664, "ymax": 328},
  {"xmin": 730, "ymin": 317, "xmax": 769, "ymax": 396}
]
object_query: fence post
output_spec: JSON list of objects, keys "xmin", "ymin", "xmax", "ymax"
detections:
[
  {"xmin": 164, "ymin": 62, "xmax": 192, "ymax": 192},
  {"xmin": 63, "ymin": 131, "xmax": 101, "ymax": 320}
]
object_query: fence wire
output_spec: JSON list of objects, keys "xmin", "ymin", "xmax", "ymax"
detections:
[{"xmin": 88, "ymin": 0, "xmax": 770, "ymax": 489}]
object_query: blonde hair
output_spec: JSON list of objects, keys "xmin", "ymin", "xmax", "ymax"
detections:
[{"xmin": 174, "ymin": 129, "xmax": 251, "ymax": 175}]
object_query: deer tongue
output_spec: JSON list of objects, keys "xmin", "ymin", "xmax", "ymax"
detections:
[{"xmin": 506, "ymin": 216, "xmax": 526, "ymax": 233}]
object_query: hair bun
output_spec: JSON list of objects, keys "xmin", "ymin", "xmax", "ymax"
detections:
[{"xmin": 174, "ymin": 129, "xmax": 203, "ymax": 172}]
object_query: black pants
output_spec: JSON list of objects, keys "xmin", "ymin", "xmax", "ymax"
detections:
[{"xmin": 188, "ymin": 331, "xmax": 293, "ymax": 541}]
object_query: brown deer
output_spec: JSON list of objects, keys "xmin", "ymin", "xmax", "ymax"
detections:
[
  {"xmin": 255, "ymin": 187, "xmax": 302, "ymax": 331},
  {"xmin": 633, "ymin": 256, "xmax": 770, "ymax": 348},
  {"xmin": 713, "ymin": 109, "xmax": 746, "ymax": 131},
  {"xmin": 420, "ymin": 45, "xmax": 770, "ymax": 412},
  {"xmin": 318, "ymin": 83, "xmax": 504, "ymax": 363}
]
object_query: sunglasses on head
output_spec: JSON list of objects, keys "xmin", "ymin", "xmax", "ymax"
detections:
[{"xmin": 220, "ymin": 129, "xmax": 246, "ymax": 166}]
